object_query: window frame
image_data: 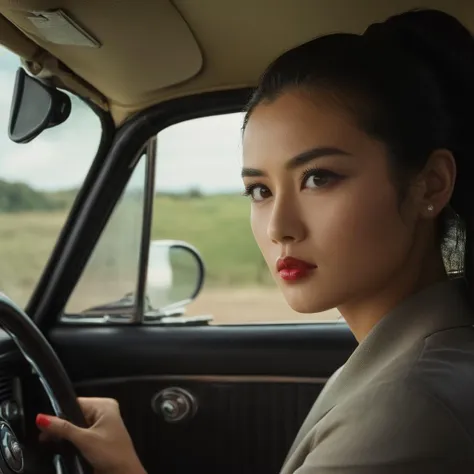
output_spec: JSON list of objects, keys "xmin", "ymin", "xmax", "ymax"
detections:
[{"xmin": 29, "ymin": 88, "xmax": 253, "ymax": 331}]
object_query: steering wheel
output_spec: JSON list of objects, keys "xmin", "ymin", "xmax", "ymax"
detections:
[{"xmin": 0, "ymin": 293, "xmax": 91, "ymax": 474}]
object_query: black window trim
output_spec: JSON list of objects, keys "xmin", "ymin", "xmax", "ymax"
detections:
[{"xmin": 29, "ymin": 88, "xmax": 254, "ymax": 331}]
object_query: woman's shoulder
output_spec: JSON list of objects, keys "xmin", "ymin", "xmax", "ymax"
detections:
[
  {"xmin": 284, "ymin": 325, "xmax": 474, "ymax": 473},
  {"xmin": 290, "ymin": 368, "xmax": 474, "ymax": 473},
  {"xmin": 406, "ymin": 324, "xmax": 474, "ymax": 433},
  {"xmin": 355, "ymin": 324, "xmax": 474, "ymax": 437},
  {"xmin": 308, "ymin": 361, "xmax": 474, "ymax": 473},
  {"xmin": 343, "ymin": 325, "xmax": 474, "ymax": 449}
]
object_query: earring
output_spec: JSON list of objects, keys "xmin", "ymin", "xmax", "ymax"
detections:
[{"xmin": 427, "ymin": 204, "xmax": 434, "ymax": 212}]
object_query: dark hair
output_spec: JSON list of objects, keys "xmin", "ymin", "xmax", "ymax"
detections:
[{"xmin": 244, "ymin": 9, "xmax": 474, "ymax": 286}]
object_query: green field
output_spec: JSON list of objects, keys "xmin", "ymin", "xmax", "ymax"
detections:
[
  {"xmin": 151, "ymin": 194, "xmax": 270, "ymax": 286},
  {"xmin": 0, "ymin": 194, "xmax": 273, "ymax": 307}
]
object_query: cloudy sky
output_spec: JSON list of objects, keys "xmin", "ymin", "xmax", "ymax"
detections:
[{"xmin": 0, "ymin": 46, "xmax": 245, "ymax": 193}]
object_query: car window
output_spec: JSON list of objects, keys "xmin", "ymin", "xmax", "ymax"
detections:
[
  {"xmin": 0, "ymin": 46, "xmax": 102, "ymax": 307},
  {"xmin": 151, "ymin": 113, "xmax": 341, "ymax": 324}
]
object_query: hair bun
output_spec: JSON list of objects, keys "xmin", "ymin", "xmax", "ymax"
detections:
[
  {"xmin": 364, "ymin": 9, "xmax": 474, "ymax": 86},
  {"xmin": 365, "ymin": 9, "xmax": 472, "ymax": 50},
  {"xmin": 365, "ymin": 9, "xmax": 474, "ymax": 159}
]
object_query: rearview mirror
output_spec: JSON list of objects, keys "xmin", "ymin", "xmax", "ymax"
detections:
[
  {"xmin": 146, "ymin": 240, "xmax": 205, "ymax": 315},
  {"xmin": 8, "ymin": 68, "xmax": 71, "ymax": 144}
]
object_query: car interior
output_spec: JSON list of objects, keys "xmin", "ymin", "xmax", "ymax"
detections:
[{"xmin": 0, "ymin": 1, "xmax": 472, "ymax": 473}]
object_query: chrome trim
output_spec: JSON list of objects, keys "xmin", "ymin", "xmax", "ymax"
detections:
[
  {"xmin": 151, "ymin": 387, "xmax": 198, "ymax": 423},
  {"xmin": 133, "ymin": 137, "xmax": 157, "ymax": 324},
  {"xmin": 75, "ymin": 374, "xmax": 328, "ymax": 388},
  {"xmin": 4, "ymin": 330, "xmax": 62, "ymax": 417}
]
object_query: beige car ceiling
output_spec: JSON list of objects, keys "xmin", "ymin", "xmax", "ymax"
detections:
[{"xmin": 0, "ymin": 0, "xmax": 472, "ymax": 124}]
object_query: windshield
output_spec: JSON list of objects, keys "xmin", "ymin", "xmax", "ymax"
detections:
[{"xmin": 0, "ymin": 46, "xmax": 102, "ymax": 306}]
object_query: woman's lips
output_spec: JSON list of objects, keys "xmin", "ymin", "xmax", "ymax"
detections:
[{"xmin": 276, "ymin": 257, "xmax": 317, "ymax": 281}]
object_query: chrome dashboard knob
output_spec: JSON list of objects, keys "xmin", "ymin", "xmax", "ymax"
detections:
[
  {"xmin": 0, "ymin": 422, "xmax": 23, "ymax": 472},
  {"xmin": 151, "ymin": 387, "xmax": 197, "ymax": 423}
]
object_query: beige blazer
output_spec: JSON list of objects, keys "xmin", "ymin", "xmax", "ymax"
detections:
[{"xmin": 281, "ymin": 278, "xmax": 474, "ymax": 473}]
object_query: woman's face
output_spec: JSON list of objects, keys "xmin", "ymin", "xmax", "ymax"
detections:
[{"xmin": 242, "ymin": 89, "xmax": 421, "ymax": 314}]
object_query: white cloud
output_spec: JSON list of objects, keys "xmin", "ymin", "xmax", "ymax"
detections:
[{"xmin": 156, "ymin": 113, "xmax": 245, "ymax": 193}]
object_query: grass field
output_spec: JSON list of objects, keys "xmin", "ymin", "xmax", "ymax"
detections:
[
  {"xmin": 0, "ymin": 194, "xmax": 341, "ymax": 324},
  {"xmin": 150, "ymin": 194, "xmax": 272, "ymax": 286}
]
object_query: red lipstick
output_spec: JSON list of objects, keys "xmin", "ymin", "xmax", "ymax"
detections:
[{"xmin": 276, "ymin": 257, "xmax": 316, "ymax": 281}]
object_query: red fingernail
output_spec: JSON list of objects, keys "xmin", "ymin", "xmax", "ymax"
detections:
[{"xmin": 36, "ymin": 414, "xmax": 51, "ymax": 428}]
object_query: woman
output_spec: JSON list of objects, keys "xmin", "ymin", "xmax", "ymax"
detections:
[{"xmin": 35, "ymin": 8, "xmax": 474, "ymax": 474}]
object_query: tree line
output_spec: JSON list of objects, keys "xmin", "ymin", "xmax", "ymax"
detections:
[
  {"xmin": 0, "ymin": 179, "xmax": 243, "ymax": 213},
  {"xmin": 0, "ymin": 179, "xmax": 66, "ymax": 212}
]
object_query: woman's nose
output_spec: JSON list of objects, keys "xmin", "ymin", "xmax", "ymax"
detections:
[{"xmin": 267, "ymin": 196, "xmax": 306, "ymax": 244}]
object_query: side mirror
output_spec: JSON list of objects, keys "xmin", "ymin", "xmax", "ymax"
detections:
[
  {"xmin": 145, "ymin": 240, "xmax": 205, "ymax": 315},
  {"xmin": 8, "ymin": 68, "xmax": 71, "ymax": 144}
]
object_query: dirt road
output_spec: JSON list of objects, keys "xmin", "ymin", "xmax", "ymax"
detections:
[
  {"xmin": 187, "ymin": 287, "xmax": 342, "ymax": 325},
  {"xmin": 66, "ymin": 282, "xmax": 342, "ymax": 325}
]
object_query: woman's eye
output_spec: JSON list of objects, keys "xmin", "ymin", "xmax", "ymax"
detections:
[
  {"xmin": 302, "ymin": 169, "xmax": 340, "ymax": 189},
  {"xmin": 244, "ymin": 185, "xmax": 272, "ymax": 202}
]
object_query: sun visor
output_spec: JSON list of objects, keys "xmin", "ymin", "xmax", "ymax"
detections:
[
  {"xmin": 0, "ymin": 0, "xmax": 203, "ymax": 106},
  {"xmin": 0, "ymin": 14, "xmax": 38, "ymax": 61}
]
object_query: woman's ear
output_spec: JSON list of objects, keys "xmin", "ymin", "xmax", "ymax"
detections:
[{"xmin": 417, "ymin": 149, "xmax": 456, "ymax": 218}]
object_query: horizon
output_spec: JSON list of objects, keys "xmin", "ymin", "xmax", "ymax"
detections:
[{"xmin": 0, "ymin": 179, "xmax": 245, "ymax": 197}]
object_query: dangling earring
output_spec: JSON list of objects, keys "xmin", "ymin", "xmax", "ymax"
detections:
[{"xmin": 427, "ymin": 204, "xmax": 434, "ymax": 212}]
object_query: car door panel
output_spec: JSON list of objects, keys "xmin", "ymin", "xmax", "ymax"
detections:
[
  {"xmin": 78, "ymin": 376, "xmax": 322, "ymax": 474},
  {"xmin": 49, "ymin": 324, "xmax": 356, "ymax": 474}
]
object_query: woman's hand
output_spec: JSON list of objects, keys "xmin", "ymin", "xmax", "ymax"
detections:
[{"xmin": 36, "ymin": 397, "xmax": 146, "ymax": 474}]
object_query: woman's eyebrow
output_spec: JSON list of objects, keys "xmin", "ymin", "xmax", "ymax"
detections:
[{"xmin": 241, "ymin": 146, "xmax": 351, "ymax": 177}]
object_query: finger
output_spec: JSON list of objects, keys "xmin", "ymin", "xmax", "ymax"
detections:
[
  {"xmin": 36, "ymin": 414, "xmax": 85, "ymax": 445},
  {"xmin": 76, "ymin": 397, "xmax": 119, "ymax": 426},
  {"xmin": 78, "ymin": 397, "xmax": 120, "ymax": 419},
  {"xmin": 76, "ymin": 397, "xmax": 101, "ymax": 418},
  {"xmin": 77, "ymin": 398, "xmax": 106, "ymax": 424},
  {"xmin": 77, "ymin": 397, "xmax": 119, "ymax": 409}
]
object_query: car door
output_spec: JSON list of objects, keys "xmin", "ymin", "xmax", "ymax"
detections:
[{"xmin": 26, "ymin": 89, "xmax": 357, "ymax": 474}]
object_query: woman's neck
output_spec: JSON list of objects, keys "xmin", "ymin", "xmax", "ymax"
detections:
[{"xmin": 338, "ymin": 253, "xmax": 447, "ymax": 343}]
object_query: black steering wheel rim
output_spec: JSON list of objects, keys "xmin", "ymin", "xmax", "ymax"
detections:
[{"xmin": 0, "ymin": 293, "xmax": 90, "ymax": 474}]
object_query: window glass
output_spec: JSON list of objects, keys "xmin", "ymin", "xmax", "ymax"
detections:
[
  {"xmin": 66, "ymin": 157, "xmax": 146, "ymax": 315},
  {"xmin": 152, "ymin": 113, "xmax": 341, "ymax": 324},
  {"xmin": 0, "ymin": 47, "xmax": 101, "ymax": 306}
]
